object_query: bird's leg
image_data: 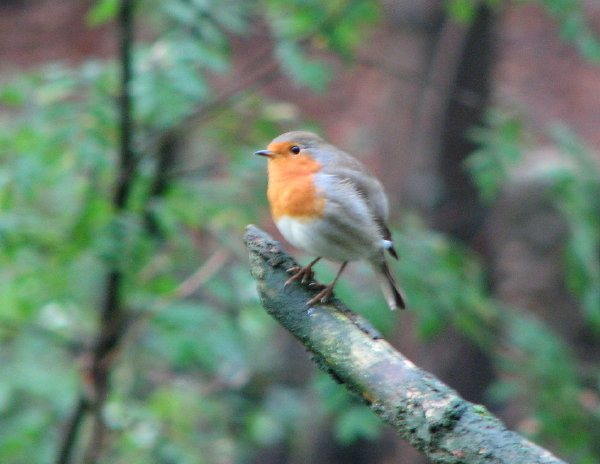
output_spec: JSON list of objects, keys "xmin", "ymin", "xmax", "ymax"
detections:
[
  {"xmin": 285, "ymin": 257, "xmax": 322, "ymax": 289},
  {"xmin": 305, "ymin": 262, "xmax": 348, "ymax": 306}
]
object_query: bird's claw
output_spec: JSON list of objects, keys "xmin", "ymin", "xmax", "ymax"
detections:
[
  {"xmin": 304, "ymin": 284, "xmax": 335, "ymax": 307},
  {"xmin": 307, "ymin": 281, "xmax": 326, "ymax": 289},
  {"xmin": 284, "ymin": 264, "xmax": 315, "ymax": 288}
]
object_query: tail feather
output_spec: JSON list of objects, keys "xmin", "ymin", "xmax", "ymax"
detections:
[{"xmin": 371, "ymin": 259, "xmax": 406, "ymax": 310}]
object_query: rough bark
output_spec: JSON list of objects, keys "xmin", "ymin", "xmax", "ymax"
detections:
[{"xmin": 243, "ymin": 225, "xmax": 567, "ymax": 464}]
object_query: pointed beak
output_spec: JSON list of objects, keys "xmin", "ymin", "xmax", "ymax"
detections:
[{"xmin": 255, "ymin": 149, "xmax": 275, "ymax": 157}]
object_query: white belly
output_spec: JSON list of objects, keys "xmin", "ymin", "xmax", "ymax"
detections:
[{"xmin": 276, "ymin": 215, "xmax": 379, "ymax": 262}]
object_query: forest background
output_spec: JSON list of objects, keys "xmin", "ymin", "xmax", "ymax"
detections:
[{"xmin": 1, "ymin": 0, "xmax": 600, "ymax": 463}]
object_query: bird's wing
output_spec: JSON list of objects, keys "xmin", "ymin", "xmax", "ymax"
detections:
[
  {"xmin": 319, "ymin": 164, "xmax": 398, "ymax": 259},
  {"xmin": 323, "ymin": 165, "xmax": 389, "ymax": 221}
]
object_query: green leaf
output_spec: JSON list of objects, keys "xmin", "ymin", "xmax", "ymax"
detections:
[
  {"xmin": 0, "ymin": 84, "xmax": 25, "ymax": 106},
  {"xmin": 539, "ymin": 0, "xmax": 600, "ymax": 65},
  {"xmin": 86, "ymin": 0, "xmax": 119, "ymax": 26},
  {"xmin": 445, "ymin": 0, "xmax": 478, "ymax": 23},
  {"xmin": 576, "ymin": 31, "xmax": 600, "ymax": 64}
]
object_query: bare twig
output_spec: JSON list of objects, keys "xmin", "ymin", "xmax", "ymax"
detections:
[
  {"xmin": 244, "ymin": 225, "xmax": 568, "ymax": 464},
  {"xmin": 115, "ymin": 0, "xmax": 135, "ymax": 210},
  {"xmin": 122, "ymin": 247, "xmax": 232, "ymax": 350},
  {"xmin": 139, "ymin": 45, "xmax": 279, "ymax": 167},
  {"xmin": 162, "ymin": 248, "xmax": 232, "ymax": 302},
  {"xmin": 55, "ymin": 397, "xmax": 89, "ymax": 464},
  {"xmin": 82, "ymin": 2, "xmax": 135, "ymax": 461},
  {"xmin": 55, "ymin": 2, "xmax": 137, "ymax": 464}
]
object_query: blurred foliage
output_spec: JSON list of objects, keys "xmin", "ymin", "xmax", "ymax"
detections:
[
  {"xmin": 464, "ymin": 109, "xmax": 600, "ymax": 462},
  {"xmin": 1, "ymin": 0, "xmax": 600, "ymax": 463},
  {"xmin": 445, "ymin": 0, "xmax": 600, "ymax": 65},
  {"xmin": 0, "ymin": 0, "xmax": 382, "ymax": 463},
  {"xmin": 534, "ymin": 0, "xmax": 600, "ymax": 65},
  {"xmin": 547, "ymin": 126, "xmax": 600, "ymax": 331},
  {"xmin": 466, "ymin": 109, "xmax": 526, "ymax": 201},
  {"xmin": 467, "ymin": 110, "xmax": 600, "ymax": 333}
]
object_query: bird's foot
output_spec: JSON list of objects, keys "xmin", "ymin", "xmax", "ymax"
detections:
[
  {"xmin": 285, "ymin": 265, "xmax": 314, "ymax": 286},
  {"xmin": 307, "ymin": 281, "xmax": 326, "ymax": 289},
  {"xmin": 284, "ymin": 257, "xmax": 321, "ymax": 289},
  {"xmin": 303, "ymin": 261, "xmax": 347, "ymax": 307},
  {"xmin": 305, "ymin": 283, "xmax": 335, "ymax": 307}
]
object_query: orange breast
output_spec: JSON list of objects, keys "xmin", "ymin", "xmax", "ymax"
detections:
[{"xmin": 267, "ymin": 154, "xmax": 326, "ymax": 221}]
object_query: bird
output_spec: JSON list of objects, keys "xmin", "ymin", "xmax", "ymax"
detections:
[{"xmin": 255, "ymin": 131, "xmax": 406, "ymax": 310}]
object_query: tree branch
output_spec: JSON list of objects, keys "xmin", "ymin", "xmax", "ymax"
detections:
[
  {"xmin": 243, "ymin": 225, "xmax": 568, "ymax": 464},
  {"xmin": 83, "ymin": 1, "xmax": 135, "ymax": 461},
  {"xmin": 55, "ymin": 2, "xmax": 137, "ymax": 464},
  {"xmin": 55, "ymin": 396, "xmax": 89, "ymax": 464}
]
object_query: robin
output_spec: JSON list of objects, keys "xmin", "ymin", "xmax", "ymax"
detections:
[{"xmin": 256, "ymin": 131, "xmax": 406, "ymax": 310}]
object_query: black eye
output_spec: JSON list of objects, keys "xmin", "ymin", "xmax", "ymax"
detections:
[{"xmin": 290, "ymin": 145, "xmax": 301, "ymax": 154}]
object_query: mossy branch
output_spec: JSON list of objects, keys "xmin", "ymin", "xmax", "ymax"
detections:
[{"xmin": 244, "ymin": 225, "xmax": 567, "ymax": 464}]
